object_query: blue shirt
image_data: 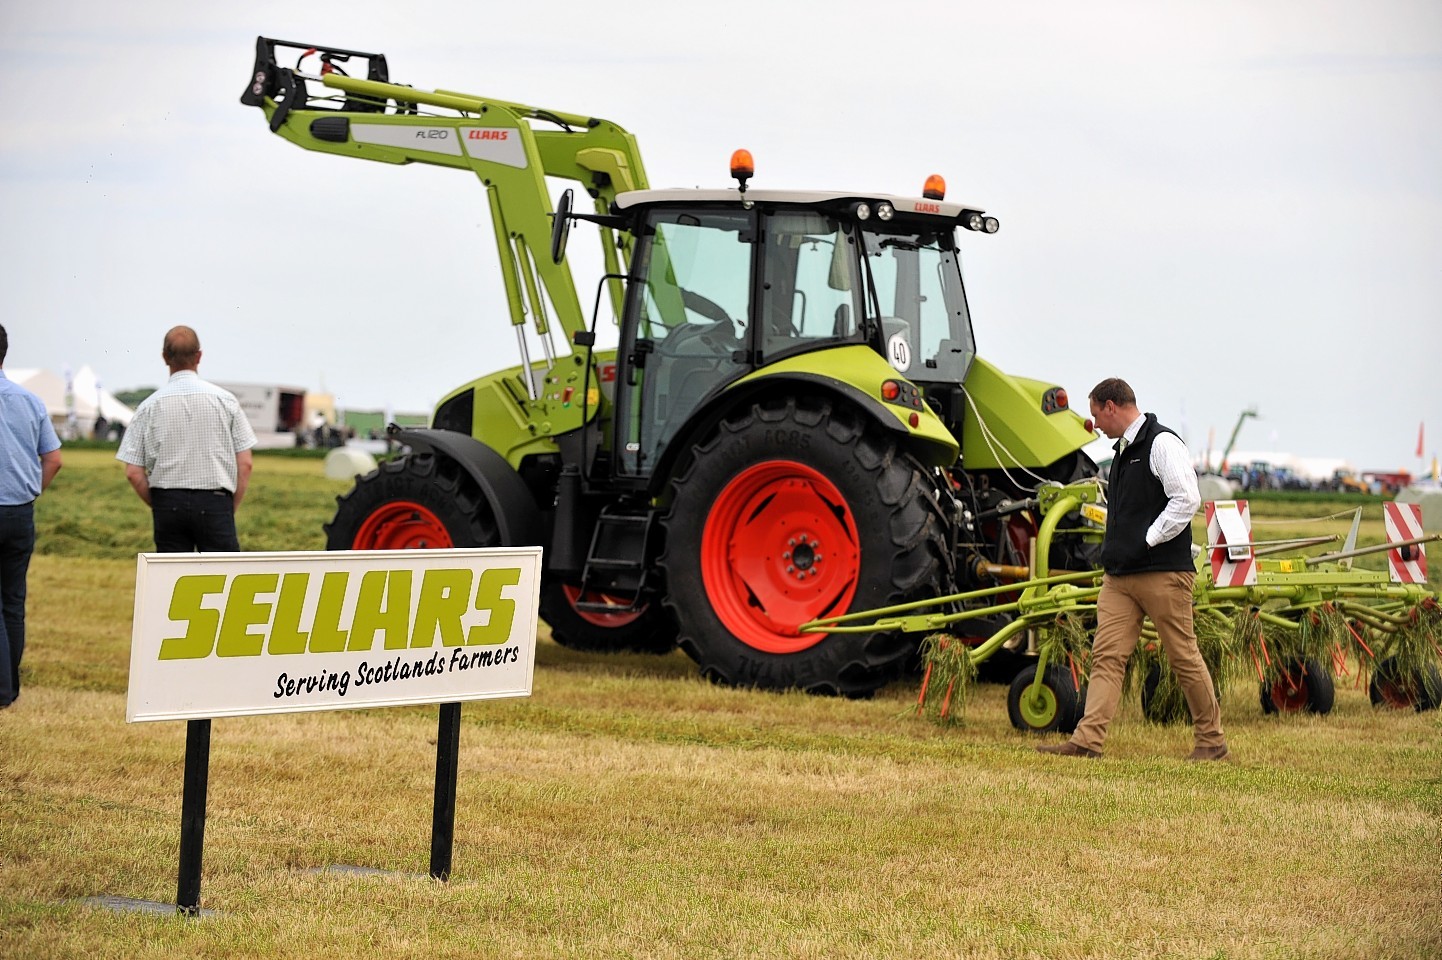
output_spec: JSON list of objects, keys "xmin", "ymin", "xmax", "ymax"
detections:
[{"xmin": 0, "ymin": 369, "xmax": 62, "ymax": 504}]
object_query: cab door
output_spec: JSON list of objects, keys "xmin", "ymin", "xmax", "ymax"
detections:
[{"xmin": 614, "ymin": 208, "xmax": 757, "ymax": 479}]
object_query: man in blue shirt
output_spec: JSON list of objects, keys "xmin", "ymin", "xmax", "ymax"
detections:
[{"xmin": 0, "ymin": 324, "xmax": 64, "ymax": 709}]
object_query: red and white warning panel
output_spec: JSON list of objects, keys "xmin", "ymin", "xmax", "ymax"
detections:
[
  {"xmin": 1206, "ymin": 500, "xmax": 1256, "ymax": 587},
  {"xmin": 1384, "ymin": 502, "xmax": 1428, "ymax": 584}
]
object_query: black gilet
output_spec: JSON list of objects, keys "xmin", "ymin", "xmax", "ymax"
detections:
[{"xmin": 1100, "ymin": 413, "xmax": 1194, "ymax": 575}]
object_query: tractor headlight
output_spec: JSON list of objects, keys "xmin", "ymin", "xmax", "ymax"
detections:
[
  {"xmin": 853, "ymin": 202, "xmax": 871, "ymax": 221},
  {"xmin": 964, "ymin": 212, "xmax": 983, "ymax": 231},
  {"xmin": 876, "ymin": 202, "xmax": 895, "ymax": 221},
  {"xmin": 983, "ymin": 216, "xmax": 1000, "ymax": 234}
]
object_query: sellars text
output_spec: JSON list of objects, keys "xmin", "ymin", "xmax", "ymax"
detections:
[{"xmin": 160, "ymin": 567, "xmax": 523, "ymax": 660}]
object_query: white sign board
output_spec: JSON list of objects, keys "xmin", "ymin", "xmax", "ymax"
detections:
[{"xmin": 127, "ymin": 547, "xmax": 542, "ymax": 722}]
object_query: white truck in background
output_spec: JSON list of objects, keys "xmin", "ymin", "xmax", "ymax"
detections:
[{"xmin": 217, "ymin": 382, "xmax": 308, "ymax": 448}]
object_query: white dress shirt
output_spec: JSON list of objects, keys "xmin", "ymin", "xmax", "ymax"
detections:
[{"xmin": 1119, "ymin": 413, "xmax": 1200, "ymax": 548}]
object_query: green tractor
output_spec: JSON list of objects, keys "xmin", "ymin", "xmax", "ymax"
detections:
[{"xmin": 241, "ymin": 37, "xmax": 1100, "ymax": 697}]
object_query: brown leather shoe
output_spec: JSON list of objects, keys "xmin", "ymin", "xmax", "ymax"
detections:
[
  {"xmin": 1186, "ymin": 744, "xmax": 1231, "ymax": 762},
  {"xmin": 1036, "ymin": 741, "xmax": 1102, "ymax": 759}
]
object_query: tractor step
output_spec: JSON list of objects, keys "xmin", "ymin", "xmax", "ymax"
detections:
[
  {"xmin": 584, "ymin": 557, "xmax": 642, "ymax": 570},
  {"xmin": 572, "ymin": 599, "xmax": 644, "ymax": 614},
  {"xmin": 580, "ymin": 506, "xmax": 657, "ymax": 597}
]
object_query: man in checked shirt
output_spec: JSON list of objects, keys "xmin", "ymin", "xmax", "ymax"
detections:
[
  {"xmin": 117, "ymin": 326, "xmax": 257, "ymax": 553},
  {"xmin": 1038, "ymin": 378, "xmax": 1230, "ymax": 762}
]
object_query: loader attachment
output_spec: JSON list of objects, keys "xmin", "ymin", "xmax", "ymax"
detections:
[
  {"xmin": 240, "ymin": 35, "xmax": 650, "ymax": 350},
  {"xmin": 241, "ymin": 38, "xmax": 396, "ymax": 131}
]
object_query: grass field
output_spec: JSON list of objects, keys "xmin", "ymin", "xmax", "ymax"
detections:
[{"xmin": 2, "ymin": 449, "xmax": 1438, "ymax": 959}]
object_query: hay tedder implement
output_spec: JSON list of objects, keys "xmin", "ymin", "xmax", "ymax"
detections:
[{"xmin": 803, "ymin": 482, "xmax": 1442, "ymax": 729}]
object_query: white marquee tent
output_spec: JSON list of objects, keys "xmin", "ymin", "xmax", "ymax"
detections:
[{"xmin": 6, "ymin": 365, "xmax": 135, "ymax": 437}]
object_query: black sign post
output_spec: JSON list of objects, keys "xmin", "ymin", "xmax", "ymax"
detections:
[
  {"xmin": 429, "ymin": 702, "xmax": 462, "ymax": 881},
  {"xmin": 176, "ymin": 718, "xmax": 211, "ymax": 915},
  {"xmin": 162, "ymin": 705, "xmax": 463, "ymax": 917}
]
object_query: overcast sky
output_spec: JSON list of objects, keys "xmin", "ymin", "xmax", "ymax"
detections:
[{"xmin": 1, "ymin": 1, "xmax": 1438, "ymax": 472}]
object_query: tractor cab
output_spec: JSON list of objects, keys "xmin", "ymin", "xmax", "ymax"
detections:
[{"xmin": 557, "ymin": 167, "xmax": 999, "ymax": 486}]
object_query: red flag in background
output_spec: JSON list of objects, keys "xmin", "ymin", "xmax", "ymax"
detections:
[{"xmin": 1419, "ymin": 422, "xmax": 1426, "ymax": 458}]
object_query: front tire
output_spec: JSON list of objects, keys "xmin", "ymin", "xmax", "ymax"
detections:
[
  {"xmin": 325, "ymin": 453, "xmax": 499, "ymax": 550},
  {"xmin": 661, "ymin": 396, "xmax": 950, "ymax": 696}
]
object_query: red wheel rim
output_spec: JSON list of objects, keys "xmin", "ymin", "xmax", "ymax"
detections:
[
  {"xmin": 1268, "ymin": 670, "xmax": 1309, "ymax": 712},
  {"xmin": 561, "ymin": 583, "xmax": 646, "ymax": 628},
  {"xmin": 1375, "ymin": 677, "xmax": 1417, "ymax": 710},
  {"xmin": 353, "ymin": 501, "xmax": 453, "ymax": 550},
  {"xmin": 700, "ymin": 460, "xmax": 860, "ymax": 654}
]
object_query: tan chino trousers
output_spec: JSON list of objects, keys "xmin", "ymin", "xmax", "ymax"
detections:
[{"xmin": 1071, "ymin": 570, "xmax": 1225, "ymax": 752}]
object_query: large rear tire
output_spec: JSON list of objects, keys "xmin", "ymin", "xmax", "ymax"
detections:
[
  {"xmin": 661, "ymin": 396, "xmax": 950, "ymax": 697},
  {"xmin": 540, "ymin": 581, "xmax": 678, "ymax": 654},
  {"xmin": 324, "ymin": 453, "xmax": 500, "ymax": 550}
]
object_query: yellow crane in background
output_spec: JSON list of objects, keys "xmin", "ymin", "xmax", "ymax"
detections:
[{"xmin": 1216, "ymin": 406, "xmax": 1258, "ymax": 475}]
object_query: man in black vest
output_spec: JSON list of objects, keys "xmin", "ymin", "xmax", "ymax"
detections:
[{"xmin": 1038, "ymin": 378, "xmax": 1229, "ymax": 761}]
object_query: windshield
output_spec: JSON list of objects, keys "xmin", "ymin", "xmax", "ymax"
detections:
[
  {"xmin": 860, "ymin": 228, "xmax": 975, "ymax": 385},
  {"xmin": 758, "ymin": 211, "xmax": 864, "ymax": 360}
]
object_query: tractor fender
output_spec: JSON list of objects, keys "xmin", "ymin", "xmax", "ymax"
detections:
[
  {"xmin": 649, "ymin": 371, "xmax": 956, "ymax": 492},
  {"xmin": 758, "ymin": 372, "xmax": 944, "ymax": 450},
  {"xmin": 392, "ymin": 428, "xmax": 544, "ymax": 547},
  {"xmin": 736, "ymin": 347, "xmax": 960, "ymax": 464}
]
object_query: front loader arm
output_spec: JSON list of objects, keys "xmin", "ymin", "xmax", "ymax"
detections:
[{"xmin": 241, "ymin": 37, "xmax": 649, "ymax": 344}]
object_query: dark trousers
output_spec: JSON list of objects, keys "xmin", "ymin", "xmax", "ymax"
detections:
[
  {"xmin": 0, "ymin": 502, "xmax": 37, "ymax": 705},
  {"xmin": 150, "ymin": 489, "xmax": 240, "ymax": 553}
]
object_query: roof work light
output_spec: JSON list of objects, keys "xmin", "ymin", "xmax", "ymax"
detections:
[{"xmin": 730, "ymin": 149, "xmax": 754, "ymax": 193}]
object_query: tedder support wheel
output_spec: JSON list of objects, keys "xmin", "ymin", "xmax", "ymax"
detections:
[
  {"xmin": 539, "ymin": 581, "xmax": 678, "ymax": 655},
  {"xmin": 661, "ymin": 396, "xmax": 950, "ymax": 697},
  {"xmin": 1141, "ymin": 662, "xmax": 1226, "ymax": 724},
  {"xmin": 1259, "ymin": 659, "xmax": 1335, "ymax": 715},
  {"xmin": 1007, "ymin": 663, "xmax": 1086, "ymax": 734},
  {"xmin": 1141, "ymin": 663, "xmax": 1186, "ymax": 725},
  {"xmin": 325, "ymin": 453, "xmax": 500, "ymax": 551},
  {"xmin": 1369, "ymin": 656, "xmax": 1442, "ymax": 712}
]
